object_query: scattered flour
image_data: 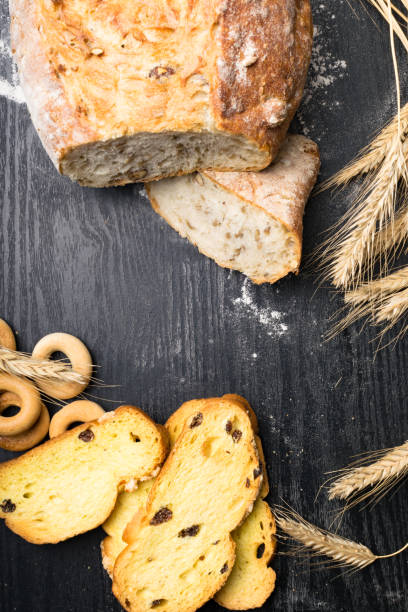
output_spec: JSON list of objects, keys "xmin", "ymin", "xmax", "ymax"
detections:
[
  {"xmin": 297, "ymin": 3, "xmax": 348, "ymax": 139},
  {"xmin": 0, "ymin": 38, "xmax": 25, "ymax": 104},
  {"xmin": 233, "ymin": 279, "xmax": 288, "ymax": 337},
  {"xmin": 303, "ymin": 25, "xmax": 348, "ymax": 106}
]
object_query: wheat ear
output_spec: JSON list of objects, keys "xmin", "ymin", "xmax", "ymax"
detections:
[
  {"xmin": 328, "ymin": 441, "xmax": 408, "ymax": 505},
  {"xmin": 329, "ymin": 139, "xmax": 407, "ymax": 288},
  {"xmin": 0, "ymin": 347, "xmax": 87, "ymax": 384},
  {"xmin": 345, "ymin": 266, "xmax": 408, "ymax": 306},
  {"xmin": 321, "ymin": 102, "xmax": 408, "ymax": 190},
  {"xmin": 274, "ymin": 506, "xmax": 408, "ymax": 570},
  {"xmin": 375, "ymin": 286, "xmax": 408, "ymax": 325},
  {"xmin": 368, "ymin": 0, "xmax": 408, "ymax": 54}
]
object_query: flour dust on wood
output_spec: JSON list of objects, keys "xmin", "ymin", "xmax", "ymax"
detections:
[
  {"xmin": 0, "ymin": 8, "xmax": 25, "ymax": 104},
  {"xmin": 232, "ymin": 279, "xmax": 288, "ymax": 337}
]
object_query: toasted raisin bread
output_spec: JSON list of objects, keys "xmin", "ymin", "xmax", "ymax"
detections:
[
  {"xmin": 0, "ymin": 405, "xmax": 167, "ymax": 544},
  {"xmin": 167, "ymin": 396, "xmax": 275, "ymax": 609},
  {"xmin": 112, "ymin": 399, "xmax": 261, "ymax": 612},
  {"xmin": 215, "ymin": 499, "xmax": 277, "ymax": 609},
  {"xmin": 102, "ymin": 395, "xmax": 275, "ymax": 609},
  {"xmin": 102, "ymin": 481, "xmax": 154, "ymax": 577},
  {"xmin": 101, "ymin": 395, "xmax": 262, "ymax": 571}
]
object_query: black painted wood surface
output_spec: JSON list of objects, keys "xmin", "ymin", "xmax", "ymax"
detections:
[{"xmin": 0, "ymin": 2, "xmax": 407, "ymax": 611}]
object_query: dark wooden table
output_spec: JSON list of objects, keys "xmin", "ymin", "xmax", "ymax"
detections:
[{"xmin": 0, "ymin": 2, "xmax": 407, "ymax": 611}]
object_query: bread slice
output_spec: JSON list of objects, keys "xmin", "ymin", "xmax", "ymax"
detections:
[
  {"xmin": 215, "ymin": 500, "xmax": 277, "ymax": 610},
  {"xmin": 167, "ymin": 396, "xmax": 275, "ymax": 609},
  {"xmin": 0, "ymin": 405, "xmax": 167, "ymax": 544},
  {"xmin": 112, "ymin": 399, "xmax": 261, "ymax": 612},
  {"xmin": 102, "ymin": 481, "xmax": 154, "ymax": 577},
  {"xmin": 101, "ymin": 394, "xmax": 262, "ymax": 575},
  {"xmin": 10, "ymin": 0, "xmax": 312, "ymax": 186},
  {"xmin": 146, "ymin": 135, "xmax": 320, "ymax": 284}
]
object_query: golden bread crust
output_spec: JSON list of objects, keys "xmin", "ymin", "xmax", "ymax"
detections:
[{"xmin": 10, "ymin": 0, "xmax": 312, "ymax": 182}]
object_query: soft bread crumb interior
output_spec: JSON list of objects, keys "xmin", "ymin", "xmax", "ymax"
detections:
[
  {"xmin": 149, "ymin": 173, "xmax": 298, "ymax": 281},
  {"xmin": 61, "ymin": 132, "xmax": 268, "ymax": 188}
]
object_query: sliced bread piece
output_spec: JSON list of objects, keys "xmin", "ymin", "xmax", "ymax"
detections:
[
  {"xmin": 112, "ymin": 399, "xmax": 261, "ymax": 612},
  {"xmin": 102, "ymin": 395, "xmax": 275, "ymax": 609},
  {"xmin": 102, "ymin": 481, "xmax": 154, "ymax": 577},
  {"xmin": 146, "ymin": 135, "xmax": 320, "ymax": 284},
  {"xmin": 0, "ymin": 405, "xmax": 167, "ymax": 544},
  {"xmin": 215, "ymin": 499, "xmax": 277, "ymax": 610},
  {"xmin": 101, "ymin": 395, "xmax": 262, "ymax": 573}
]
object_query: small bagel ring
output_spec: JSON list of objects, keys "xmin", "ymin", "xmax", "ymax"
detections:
[
  {"xmin": 0, "ymin": 319, "xmax": 16, "ymax": 350},
  {"xmin": 0, "ymin": 373, "xmax": 42, "ymax": 435},
  {"xmin": 49, "ymin": 400, "xmax": 105, "ymax": 438},
  {"xmin": 32, "ymin": 333, "xmax": 92, "ymax": 400},
  {"xmin": 0, "ymin": 392, "xmax": 50, "ymax": 451}
]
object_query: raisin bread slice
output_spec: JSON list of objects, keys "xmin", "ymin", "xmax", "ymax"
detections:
[
  {"xmin": 102, "ymin": 481, "xmax": 154, "ymax": 577},
  {"xmin": 146, "ymin": 135, "xmax": 320, "ymax": 284},
  {"xmin": 112, "ymin": 399, "xmax": 261, "ymax": 612},
  {"xmin": 102, "ymin": 395, "xmax": 275, "ymax": 609},
  {"xmin": 101, "ymin": 395, "xmax": 262, "ymax": 574},
  {"xmin": 0, "ymin": 405, "xmax": 167, "ymax": 544},
  {"xmin": 215, "ymin": 499, "xmax": 277, "ymax": 609}
]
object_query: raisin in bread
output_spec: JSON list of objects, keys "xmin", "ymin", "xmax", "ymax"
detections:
[
  {"xmin": 0, "ymin": 406, "xmax": 167, "ymax": 544},
  {"xmin": 112, "ymin": 399, "xmax": 261, "ymax": 612},
  {"xmin": 146, "ymin": 135, "xmax": 320, "ymax": 284},
  {"xmin": 10, "ymin": 0, "xmax": 312, "ymax": 187}
]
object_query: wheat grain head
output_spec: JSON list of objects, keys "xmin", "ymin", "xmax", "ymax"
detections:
[
  {"xmin": 0, "ymin": 347, "xmax": 88, "ymax": 385},
  {"xmin": 328, "ymin": 441, "xmax": 408, "ymax": 504}
]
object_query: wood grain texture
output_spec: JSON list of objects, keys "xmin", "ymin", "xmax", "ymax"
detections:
[{"xmin": 1, "ymin": 1, "xmax": 408, "ymax": 610}]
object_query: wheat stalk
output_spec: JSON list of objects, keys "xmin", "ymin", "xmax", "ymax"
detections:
[
  {"xmin": 0, "ymin": 347, "xmax": 87, "ymax": 384},
  {"xmin": 322, "ymin": 102, "xmax": 408, "ymax": 190},
  {"xmin": 274, "ymin": 506, "xmax": 408, "ymax": 571},
  {"xmin": 375, "ymin": 286, "xmax": 408, "ymax": 323},
  {"xmin": 317, "ymin": 0, "xmax": 408, "ymax": 340},
  {"xmin": 328, "ymin": 441, "xmax": 408, "ymax": 506},
  {"xmin": 345, "ymin": 265, "xmax": 408, "ymax": 305},
  {"xmin": 371, "ymin": 202, "xmax": 408, "ymax": 263},
  {"xmin": 329, "ymin": 138, "xmax": 407, "ymax": 288}
]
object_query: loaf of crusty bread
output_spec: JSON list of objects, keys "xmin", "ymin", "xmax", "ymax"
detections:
[
  {"xmin": 0, "ymin": 406, "xmax": 167, "ymax": 544},
  {"xmin": 112, "ymin": 398, "xmax": 261, "ymax": 612},
  {"xmin": 146, "ymin": 135, "xmax": 320, "ymax": 284},
  {"xmin": 10, "ymin": 0, "xmax": 312, "ymax": 187}
]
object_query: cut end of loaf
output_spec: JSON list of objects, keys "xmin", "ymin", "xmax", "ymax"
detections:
[
  {"xmin": 60, "ymin": 131, "xmax": 269, "ymax": 188},
  {"xmin": 147, "ymin": 173, "xmax": 300, "ymax": 284}
]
